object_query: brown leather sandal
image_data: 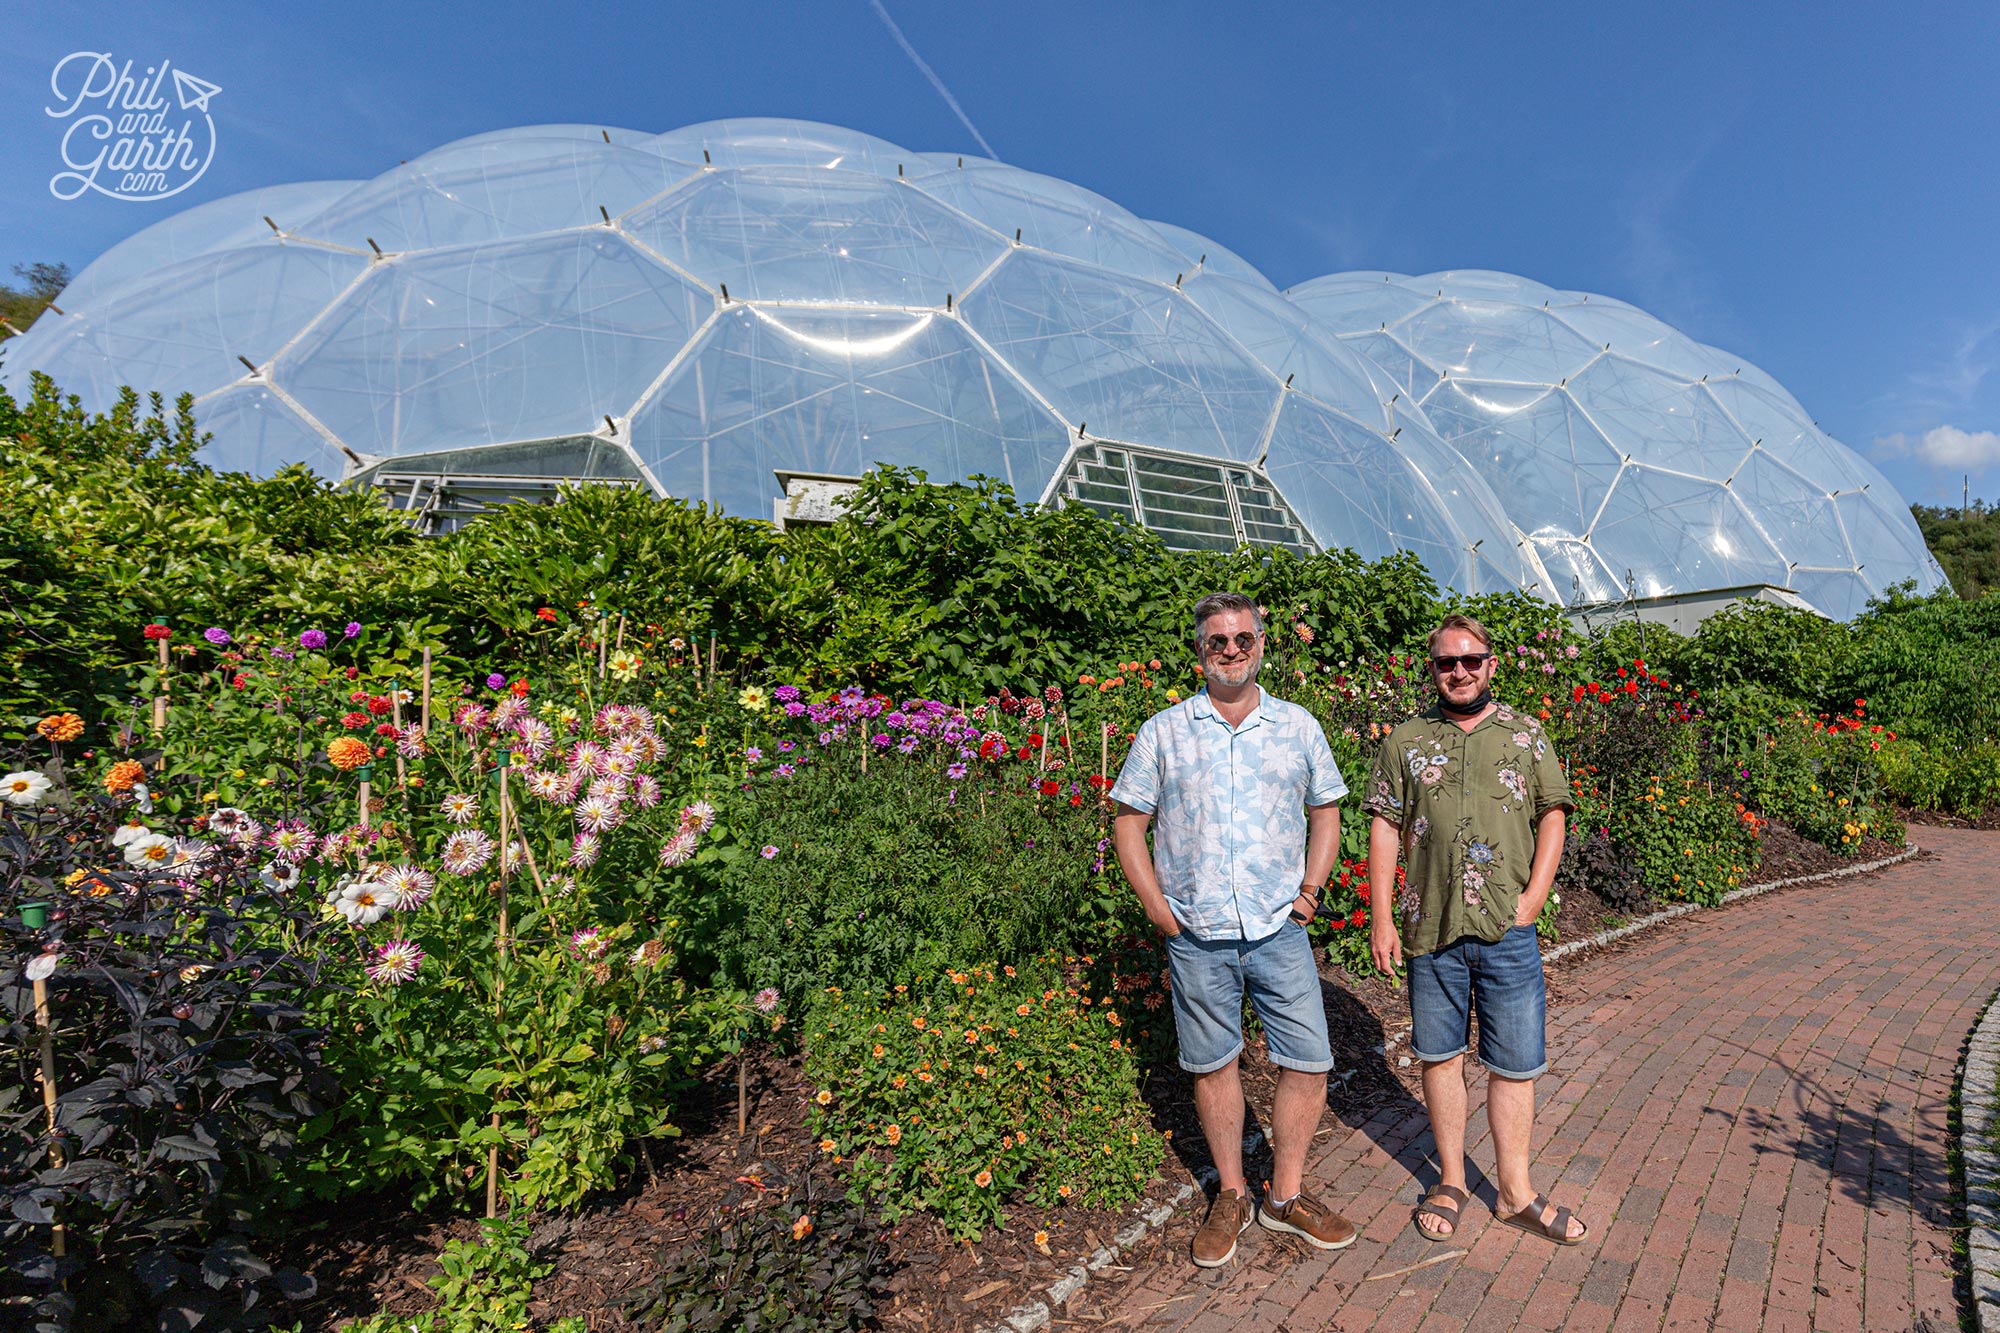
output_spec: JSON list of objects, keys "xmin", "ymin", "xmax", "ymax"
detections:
[
  {"xmin": 1412, "ymin": 1184, "xmax": 1467, "ymax": 1241},
  {"xmin": 1498, "ymin": 1193, "xmax": 1588, "ymax": 1245}
]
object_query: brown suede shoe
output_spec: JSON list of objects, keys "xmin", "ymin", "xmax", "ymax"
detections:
[
  {"xmin": 1191, "ymin": 1187, "xmax": 1254, "ymax": 1267},
  {"xmin": 1257, "ymin": 1188, "xmax": 1358, "ymax": 1250}
]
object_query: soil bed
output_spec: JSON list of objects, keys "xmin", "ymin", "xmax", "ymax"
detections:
[{"xmin": 280, "ymin": 822, "xmax": 1912, "ymax": 1331}]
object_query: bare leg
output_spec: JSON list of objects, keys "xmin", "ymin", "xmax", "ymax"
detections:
[
  {"xmin": 1417, "ymin": 1055, "xmax": 1467, "ymax": 1237},
  {"xmin": 1267, "ymin": 1067, "xmax": 1327, "ymax": 1199},
  {"xmin": 1490, "ymin": 1073, "xmax": 1583, "ymax": 1238},
  {"xmin": 1192, "ymin": 1058, "xmax": 1247, "ymax": 1196}
]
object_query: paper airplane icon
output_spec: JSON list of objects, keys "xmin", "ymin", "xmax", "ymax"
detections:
[{"xmin": 172, "ymin": 68, "xmax": 221, "ymax": 113}]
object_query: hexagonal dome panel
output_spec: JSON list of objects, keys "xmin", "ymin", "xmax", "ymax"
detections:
[{"xmin": 1290, "ymin": 269, "xmax": 1947, "ymax": 617}]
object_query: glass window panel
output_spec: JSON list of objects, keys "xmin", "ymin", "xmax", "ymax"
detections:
[
  {"xmin": 629, "ymin": 304, "xmax": 1072, "ymax": 517},
  {"xmin": 276, "ymin": 230, "xmax": 708, "ymax": 457},
  {"xmin": 958, "ymin": 252, "xmax": 1278, "ymax": 460},
  {"xmin": 624, "ymin": 167, "xmax": 1005, "ymax": 304}
]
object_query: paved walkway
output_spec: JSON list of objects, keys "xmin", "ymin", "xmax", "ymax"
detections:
[{"xmin": 1109, "ymin": 825, "xmax": 1997, "ymax": 1333}]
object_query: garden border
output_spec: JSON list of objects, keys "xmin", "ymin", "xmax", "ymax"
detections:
[
  {"xmin": 1961, "ymin": 984, "xmax": 2000, "ymax": 1330},
  {"xmin": 973, "ymin": 841, "xmax": 1924, "ymax": 1330}
]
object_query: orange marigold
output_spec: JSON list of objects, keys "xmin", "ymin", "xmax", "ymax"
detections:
[
  {"xmin": 103, "ymin": 759, "xmax": 145, "ymax": 793},
  {"xmin": 327, "ymin": 736, "xmax": 372, "ymax": 770},
  {"xmin": 37, "ymin": 714, "xmax": 84, "ymax": 743}
]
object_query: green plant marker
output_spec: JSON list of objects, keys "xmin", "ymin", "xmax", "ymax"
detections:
[{"xmin": 19, "ymin": 900, "xmax": 49, "ymax": 929}]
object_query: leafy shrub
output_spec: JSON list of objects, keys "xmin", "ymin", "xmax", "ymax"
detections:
[
  {"xmin": 1877, "ymin": 738, "xmax": 2000, "ymax": 818},
  {"xmin": 803, "ymin": 961, "xmax": 1164, "ymax": 1240},
  {"xmin": 1737, "ymin": 705, "xmax": 1900, "ymax": 855},
  {"xmin": 340, "ymin": 1214, "xmax": 584, "ymax": 1333},
  {"xmin": 1, "ymin": 759, "xmax": 331, "ymax": 1332},
  {"xmin": 624, "ymin": 1170, "xmax": 892, "ymax": 1333},
  {"xmin": 684, "ymin": 690, "xmax": 1121, "ymax": 1011}
]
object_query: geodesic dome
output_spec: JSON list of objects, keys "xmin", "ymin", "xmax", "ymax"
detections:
[
  {"xmin": 0, "ymin": 119, "xmax": 1541, "ymax": 597},
  {"xmin": 1286, "ymin": 270, "xmax": 1947, "ymax": 619}
]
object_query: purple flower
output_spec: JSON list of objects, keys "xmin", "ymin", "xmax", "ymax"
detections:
[
  {"xmin": 774, "ymin": 685, "xmax": 801, "ymax": 703},
  {"xmin": 753, "ymin": 986, "xmax": 780, "ymax": 1013},
  {"xmin": 777, "ymin": 740, "xmax": 795, "ymax": 752},
  {"xmin": 776, "ymin": 763, "xmax": 796, "ymax": 777},
  {"xmin": 344, "ymin": 621, "xmax": 362, "ymax": 639},
  {"xmin": 486, "ymin": 673, "xmax": 507, "ymax": 690},
  {"xmin": 760, "ymin": 844, "xmax": 778, "ymax": 859},
  {"xmin": 745, "ymin": 747, "xmax": 763, "ymax": 761},
  {"xmin": 203, "ymin": 627, "xmax": 231, "ymax": 646},
  {"xmin": 871, "ymin": 734, "xmax": 892, "ymax": 749},
  {"xmin": 946, "ymin": 762, "xmax": 968, "ymax": 780},
  {"xmin": 299, "ymin": 629, "xmax": 328, "ymax": 650}
]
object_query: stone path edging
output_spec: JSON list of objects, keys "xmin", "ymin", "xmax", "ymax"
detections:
[
  {"xmin": 1961, "ymin": 986, "xmax": 2000, "ymax": 1330},
  {"xmin": 1540, "ymin": 842, "xmax": 1922, "ymax": 967},
  {"xmin": 973, "ymin": 840, "xmax": 1923, "ymax": 1331}
]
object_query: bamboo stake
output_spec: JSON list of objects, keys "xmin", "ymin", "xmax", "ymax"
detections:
[
  {"xmin": 597, "ymin": 624, "xmax": 609, "ymax": 680},
  {"xmin": 485, "ymin": 764, "xmax": 513, "ymax": 1219},
  {"xmin": 357, "ymin": 775, "xmax": 371, "ymax": 830},
  {"xmin": 707, "ymin": 633, "xmax": 717, "ymax": 686},
  {"xmin": 614, "ymin": 614, "xmax": 626, "ymax": 653},
  {"xmin": 151, "ymin": 638, "xmax": 170, "ymax": 736},
  {"xmin": 420, "ymin": 648, "xmax": 433, "ymax": 734},
  {"xmin": 33, "ymin": 975, "xmax": 65, "ymax": 1258},
  {"xmin": 737, "ymin": 1055, "xmax": 749, "ymax": 1137}
]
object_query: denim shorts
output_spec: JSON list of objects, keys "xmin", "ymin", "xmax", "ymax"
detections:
[
  {"xmin": 1408, "ymin": 926, "xmax": 1548, "ymax": 1079},
  {"xmin": 1163, "ymin": 922, "xmax": 1333, "ymax": 1075}
]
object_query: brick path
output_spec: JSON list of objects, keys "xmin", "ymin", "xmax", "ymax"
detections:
[{"xmin": 1106, "ymin": 826, "xmax": 1995, "ymax": 1332}]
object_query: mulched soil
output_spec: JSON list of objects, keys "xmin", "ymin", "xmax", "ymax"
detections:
[
  {"xmin": 1899, "ymin": 802, "xmax": 2000, "ymax": 832},
  {"xmin": 278, "ymin": 819, "xmax": 1919, "ymax": 1331}
]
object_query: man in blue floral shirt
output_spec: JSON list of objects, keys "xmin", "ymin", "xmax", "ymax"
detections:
[
  {"xmin": 1112, "ymin": 592, "xmax": 1356, "ymax": 1268},
  {"xmin": 1363, "ymin": 613, "xmax": 1587, "ymax": 1248}
]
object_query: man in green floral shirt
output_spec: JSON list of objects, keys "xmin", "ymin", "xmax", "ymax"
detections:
[{"xmin": 1362, "ymin": 614, "xmax": 1588, "ymax": 1247}]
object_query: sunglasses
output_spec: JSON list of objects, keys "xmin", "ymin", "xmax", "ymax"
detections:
[
  {"xmin": 1200, "ymin": 631, "xmax": 1261, "ymax": 656},
  {"xmin": 1431, "ymin": 653, "xmax": 1495, "ymax": 674}
]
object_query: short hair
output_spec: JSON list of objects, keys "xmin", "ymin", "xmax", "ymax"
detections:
[
  {"xmin": 1427, "ymin": 613, "xmax": 1493, "ymax": 656},
  {"xmin": 1192, "ymin": 592, "xmax": 1263, "ymax": 645}
]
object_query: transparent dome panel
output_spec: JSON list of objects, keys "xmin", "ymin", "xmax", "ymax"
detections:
[
  {"xmin": 1261, "ymin": 395, "xmax": 1503, "ymax": 591},
  {"xmin": 1395, "ymin": 299, "xmax": 1602, "ymax": 384},
  {"xmin": 1590, "ymin": 468, "xmax": 1788, "ymax": 595},
  {"xmin": 1534, "ymin": 536, "xmax": 1623, "ymax": 604},
  {"xmin": 909, "ymin": 169, "xmax": 1186, "ymax": 284},
  {"xmin": 1180, "ymin": 272, "xmax": 1393, "ymax": 428},
  {"xmin": 292, "ymin": 142, "xmax": 694, "ymax": 253},
  {"xmin": 1429, "ymin": 271, "xmax": 1570, "ymax": 308},
  {"xmin": 1287, "ymin": 275, "xmax": 1437, "ymax": 332},
  {"xmin": 276, "ymin": 230, "xmax": 709, "ymax": 457},
  {"xmin": 1701, "ymin": 377, "xmax": 1860, "ymax": 484},
  {"xmin": 645, "ymin": 119, "xmax": 917, "ymax": 178},
  {"xmin": 1144, "ymin": 220, "xmax": 1277, "ymax": 292},
  {"xmin": 1329, "ymin": 330, "xmax": 1440, "ymax": 401},
  {"xmin": 55, "ymin": 180, "xmax": 359, "ymax": 316},
  {"xmin": 1787, "ymin": 568, "xmax": 1872, "ymax": 621},
  {"xmin": 1550, "ymin": 303, "xmax": 1717, "ymax": 380},
  {"xmin": 1419, "ymin": 379, "xmax": 1623, "ymax": 539},
  {"xmin": 629, "ymin": 304, "xmax": 1073, "ymax": 517},
  {"xmin": 1730, "ymin": 452, "xmax": 1855, "ymax": 571},
  {"xmin": 194, "ymin": 385, "xmax": 345, "ymax": 477},
  {"xmin": 958, "ymin": 252, "xmax": 1278, "ymax": 460},
  {"xmin": 623, "ymin": 167, "xmax": 1005, "ymax": 305},
  {"xmin": 6, "ymin": 243, "xmax": 366, "ymax": 411},
  {"xmin": 1565, "ymin": 356, "xmax": 1751, "ymax": 474},
  {"xmin": 411, "ymin": 124, "xmax": 657, "ymax": 160},
  {"xmin": 1835, "ymin": 489, "xmax": 1937, "ymax": 583}
]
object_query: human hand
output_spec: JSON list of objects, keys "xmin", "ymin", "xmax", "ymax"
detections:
[{"xmin": 1370, "ymin": 917, "xmax": 1402, "ymax": 974}]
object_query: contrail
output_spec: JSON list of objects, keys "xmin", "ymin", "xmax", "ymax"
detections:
[{"xmin": 867, "ymin": 0, "xmax": 998, "ymax": 160}]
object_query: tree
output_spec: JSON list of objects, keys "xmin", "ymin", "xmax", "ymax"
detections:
[
  {"xmin": 0, "ymin": 261, "xmax": 73, "ymax": 338},
  {"xmin": 1912, "ymin": 500, "xmax": 1999, "ymax": 600}
]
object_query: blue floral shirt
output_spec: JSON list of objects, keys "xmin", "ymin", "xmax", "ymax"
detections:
[{"xmin": 1111, "ymin": 687, "xmax": 1347, "ymax": 942}]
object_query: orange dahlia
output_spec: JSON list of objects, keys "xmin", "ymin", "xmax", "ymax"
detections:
[
  {"xmin": 327, "ymin": 737, "xmax": 372, "ymax": 771},
  {"xmin": 103, "ymin": 760, "xmax": 145, "ymax": 793},
  {"xmin": 37, "ymin": 714, "xmax": 84, "ymax": 743}
]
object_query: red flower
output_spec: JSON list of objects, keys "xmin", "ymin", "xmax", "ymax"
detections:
[
  {"xmin": 143, "ymin": 623, "xmax": 172, "ymax": 640},
  {"xmin": 1623, "ymin": 681, "xmax": 1638, "ymax": 694},
  {"xmin": 366, "ymin": 695, "xmax": 392, "ymax": 715},
  {"xmin": 1068, "ymin": 794, "xmax": 1083, "ymax": 806},
  {"xmin": 1038, "ymin": 779, "xmax": 1061, "ymax": 797},
  {"xmin": 1572, "ymin": 685, "xmax": 1587, "ymax": 702},
  {"xmin": 535, "ymin": 607, "xmax": 558, "ymax": 622},
  {"xmin": 375, "ymin": 722, "xmax": 399, "ymax": 737},
  {"xmin": 341, "ymin": 711, "xmax": 369, "ymax": 729},
  {"xmin": 510, "ymin": 679, "xmax": 530, "ymax": 698},
  {"xmin": 345, "ymin": 666, "xmax": 359, "ymax": 680},
  {"xmin": 1015, "ymin": 745, "xmax": 1031, "ymax": 761},
  {"xmin": 231, "ymin": 673, "xmax": 249, "ymax": 689}
]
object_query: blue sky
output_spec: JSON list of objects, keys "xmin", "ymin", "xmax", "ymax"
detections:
[{"xmin": 4, "ymin": 0, "xmax": 1996, "ymax": 507}]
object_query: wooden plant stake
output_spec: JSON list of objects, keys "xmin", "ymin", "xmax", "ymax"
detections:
[
  {"xmin": 614, "ymin": 614, "xmax": 626, "ymax": 654},
  {"xmin": 21, "ymin": 902, "xmax": 66, "ymax": 1260},
  {"xmin": 485, "ymin": 763, "xmax": 513, "ymax": 1219},
  {"xmin": 357, "ymin": 771, "xmax": 372, "ymax": 830},
  {"xmin": 420, "ymin": 648, "xmax": 433, "ymax": 734},
  {"xmin": 151, "ymin": 635, "xmax": 170, "ymax": 736},
  {"xmin": 597, "ymin": 625, "xmax": 609, "ymax": 680},
  {"xmin": 737, "ymin": 1045, "xmax": 749, "ymax": 1137},
  {"xmin": 390, "ymin": 684, "xmax": 408, "ymax": 795}
]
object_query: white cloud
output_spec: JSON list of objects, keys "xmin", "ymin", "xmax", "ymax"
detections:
[{"xmin": 1873, "ymin": 424, "xmax": 2000, "ymax": 469}]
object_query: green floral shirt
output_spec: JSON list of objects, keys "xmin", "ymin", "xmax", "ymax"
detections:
[{"xmin": 1360, "ymin": 703, "xmax": 1573, "ymax": 959}]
